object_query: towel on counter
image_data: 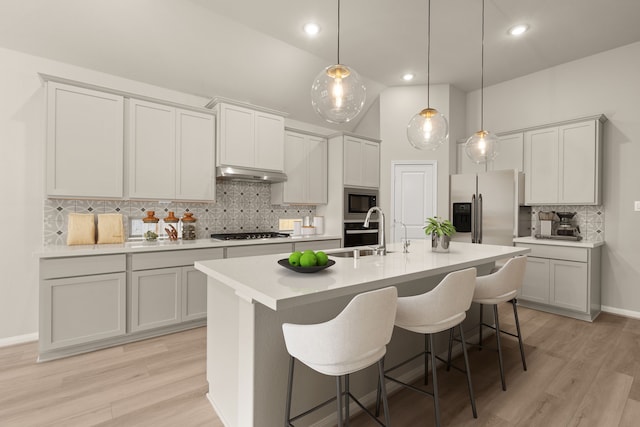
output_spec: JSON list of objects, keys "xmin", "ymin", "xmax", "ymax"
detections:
[
  {"xmin": 67, "ymin": 213, "xmax": 96, "ymax": 245},
  {"xmin": 97, "ymin": 213, "xmax": 125, "ymax": 244}
]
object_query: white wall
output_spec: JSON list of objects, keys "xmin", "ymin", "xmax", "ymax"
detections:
[
  {"xmin": 466, "ymin": 41, "xmax": 640, "ymax": 315},
  {"xmin": 0, "ymin": 46, "xmax": 210, "ymax": 342}
]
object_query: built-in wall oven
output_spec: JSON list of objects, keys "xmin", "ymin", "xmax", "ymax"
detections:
[{"xmin": 344, "ymin": 222, "xmax": 379, "ymax": 247}]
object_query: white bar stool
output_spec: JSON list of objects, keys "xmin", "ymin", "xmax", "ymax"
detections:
[
  {"xmin": 449, "ymin": 256, "xmax": 527, "ymax": 391},
  {"xmin": 377, "ymin": 268, "xmax": 478, "ymax": 427},
  {"xmin": 282, "ymin": 286, "xmax": 398, "ymax": 427}
]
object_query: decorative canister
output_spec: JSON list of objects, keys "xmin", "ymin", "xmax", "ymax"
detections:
[
  {"xmin": 164, "ymin": 211, "xmax": 179, "ymax": 241},
  {"xmin": 181, "ymin": 212, "xmax": 197, "ymax": 240},
  {"xmin": 431, "ymin": 233, "xmax": 451, "ymax": 253},
  {"xmin": 142, "ymin": 211, "xmax": 159, "ymax": 241}
]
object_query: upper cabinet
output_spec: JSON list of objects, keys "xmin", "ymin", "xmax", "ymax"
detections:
[
  {"xmin": 46, "ymin": 82, "xmax": 124, "ymax": 198},
  {"xmin": 524, "ymin": 115, "xmax": 605, "ymax": 205},
  {"xmin": 214, "ymin": 102, "xmax": 285, "ymax": 172},
  {"xmin": 271, "ymin": 130, "xmax": 327, "ymax": 205},
  {"xmin": 457, "ymin": 133, "xmax": 523, "ymax": 174},
  {"xmin": 127, "ymin": 99, "xmax": 215, "ymax": 201},
  {"xmin": 343, "ymin": 135, "xmax": 380, "ymax": 188}
]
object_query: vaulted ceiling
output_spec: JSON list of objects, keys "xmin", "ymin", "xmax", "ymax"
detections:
[{"xmin": 1, "ymin": 0, "xmax": 640, "ymax": 130}]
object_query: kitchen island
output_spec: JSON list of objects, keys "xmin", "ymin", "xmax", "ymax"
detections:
[{"xmin": 195, "ymin": 240, "xmax": 529, "ymax": 427}]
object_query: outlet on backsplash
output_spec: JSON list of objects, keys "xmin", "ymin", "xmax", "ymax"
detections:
[
  {"xmin": 529, "ymin": 205, "xmax": 605, "ymax": 242},
  {"xmin": 43, "ymin": 180, "xmax": 316, "ymax": 246}
]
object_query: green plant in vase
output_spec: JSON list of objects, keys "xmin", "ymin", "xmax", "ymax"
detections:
[{"xmin": 423, "ymin": 216, "xmax": 456, "ymax": 252}]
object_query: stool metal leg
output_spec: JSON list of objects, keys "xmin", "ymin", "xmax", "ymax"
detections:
[
  {"xmin": 424, "ymin": 334, "xmax": 429, "ymax": 385},
  {"xmin": 429, "ymin": 334, "xmax": 441, "ymax": 427},
  {"xmin": 285, "ymin": 356, "xmax": 295, "ymax": 427},
  {"xmin": 512, "ymin": 298, "xmax": 527, "ymax": 371},
  {"xmin": 478, "ymin": 304, "xmax": 484, "ymax": 349},
  {"xmin": 446, "ymin": 327, "xmax": 454, "ymax": 371},
  {"xmin": 493, "ymin": 304, "xmax": 506, "ymax": 391},
  {"xmin": 345, "ymin": 374, "xmax": 350, "ymax": 424},
  {"xmin": 377, "ymin": 358, "xmax": 391, "ymax": 427},
  {"xmin": 459, "ymin": 325, "xmax": 477, "ymax": 418},
  {"xmin": 336, "ymin": 376, "xmax": 344, "ymax": 427}
]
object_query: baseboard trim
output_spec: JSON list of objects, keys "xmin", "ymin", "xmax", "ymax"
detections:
[
  {"xmin": 0, "ymin": 332, "xmax": 38, "ymax": 348},
  {"xmin": 601, "ymin": 305, "xmax": 640, "ymax": 320}
]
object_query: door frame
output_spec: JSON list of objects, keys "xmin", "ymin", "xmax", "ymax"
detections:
[{"xmin": 390, "ymin": 160, "xmax": 438, "ymax": 242}]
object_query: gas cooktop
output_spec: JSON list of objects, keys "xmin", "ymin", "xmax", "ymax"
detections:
[{"xmin": 211, "ymin": 232, "xmax": 290, "ymax": 240}]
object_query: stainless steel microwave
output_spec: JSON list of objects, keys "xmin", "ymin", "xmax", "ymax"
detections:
[{"xmin": 344, "ymin": 188, "xmax": 378, "ymax": 220}]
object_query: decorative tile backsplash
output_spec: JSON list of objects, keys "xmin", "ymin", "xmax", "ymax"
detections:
[
  {"xmin": 44, "ymin": 181, "xmax": 316, "ymax": 246},
  {"xmin": 529, "ymin": 205, "xmax": 605, "ymax": 242}
]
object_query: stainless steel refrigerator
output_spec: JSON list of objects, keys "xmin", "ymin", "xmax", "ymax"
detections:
[{"xmin": 450, "ymin": 169, "xmax": 531, "ymax": 246}]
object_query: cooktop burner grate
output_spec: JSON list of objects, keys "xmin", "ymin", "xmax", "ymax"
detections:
[{"xmin": 211, "ymin": 232, "xmax": 289, "ymax": 240}]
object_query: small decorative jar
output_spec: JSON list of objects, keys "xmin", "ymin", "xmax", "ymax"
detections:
[
  {"xmin": 142, "ymin": 211, "xmax": 159, "ymax": 241},
  {"xmin": 164, "ymin": 211, "xmax": 179, "ymax": 241},
  {"xmin": 181, "ymin": 212, "xmax": 197, "ymax": 240}
]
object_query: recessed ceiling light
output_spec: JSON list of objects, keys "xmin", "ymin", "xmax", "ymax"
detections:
[
  {"xmin": 402, "ymin": 73, "xmax": 415, "ymax": 82},
  {"xmin": 303, "ymin": 23, "xmax": 320, "ymax": 36},
  {"xmin": 508, "ymin": 24, "xmax": 529, "ymax": 36}
]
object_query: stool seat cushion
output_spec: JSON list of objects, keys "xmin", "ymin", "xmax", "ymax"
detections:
[
  {"xmin": 473, "ymin": 289, "xmax": 518, "ymax": 305},
  {"xmin": 473, "ymin": 257, "xmax": 527, "ymax": 302},
  {"xmin": 396, "ymin": 311, "xmax": 466, "ymax": 334}
]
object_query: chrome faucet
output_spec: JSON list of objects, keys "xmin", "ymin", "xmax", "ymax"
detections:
[
  {"xmin": 364, "ymin": 206, "xmax": 385, "ymax": 255},
  {"xmin": 395, "ymin": 219, "xmax": 410, "ymax": 253}
]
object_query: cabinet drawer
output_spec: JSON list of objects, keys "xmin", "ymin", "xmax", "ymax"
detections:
[
  {"xmin": 40, "ymin": 254, "xmax": 126, "ymax": 280},
  {"xmin": 515, "ymin": 244, "xmax": 587, "ymax": 262},
  {"xmin": 131, "ymin": 248, "xmax": 224, "ymax": 270},
  {"xmin": 294, "ymin": 239, "xmax": 341, "ymax": 252},
  {"xmin": 226, "ymin": 243, "xmax": 293, "ymax": 258}
]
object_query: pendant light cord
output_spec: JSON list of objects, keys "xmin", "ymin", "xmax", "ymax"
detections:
[
  {"xmin": 337, "ymin": 0, "xmax": 341, "ymax": 64},
  {"xmin": 480, "ymin": 0, "xmax": 485, "ymax": 130},
  {"xmin": 427, "ymin": 0, "xmax": 431, "ymax": 108}
]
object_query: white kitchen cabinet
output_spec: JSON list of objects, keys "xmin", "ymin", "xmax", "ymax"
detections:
[
  {"xmin": 293, "ymin": 239, "xmax": 341, "ymax": 252},
  {"xmin": 46, "ymin": 81, "xmax": 124, "ymax": 198},
  {"xmin": 226, "ymin": 243, "xmax": 293, "ymax": 258},
  {"xmin": 128, "ymin": 99, "xmax": 215, "ymax": 201},
  {"xmin": 39, "ymin": 255, "xmax": 127, "ymax": 354},
  {"xmin": 182, "ymin": 266, "xmax": 208, "ymax": 321},
  {"xmin": 515, "ymin": 240, "xmax": 601, "ymax": 321},
  {"xmin": 271, "ymin": 131, "xmax": 327, "ymax": 205},
  {"xmin": 524, "ymin": 116, "xmax": 604, "ymax": 205},
  {"xmin": 216, "ymin": 102, "xmax": 285, "ymax": 172},
  {"xmin": 130, "ymin": 268, "xmax": 182, "ymax": 332},
  {"xmin": 344, "ymin": 136, "xmax": 380, "ymax": 188}
]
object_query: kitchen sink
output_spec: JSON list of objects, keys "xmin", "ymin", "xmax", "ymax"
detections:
[{"xmin": 330, "ymin": 249, "xmax": 393, "ymax": 258}]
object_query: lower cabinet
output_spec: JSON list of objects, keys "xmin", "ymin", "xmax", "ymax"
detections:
[
  {"xmin": 516, "ymin": 242, "xmax": 601, "ymax": 321},
  {"xmin": 39, "ymin": 255, "xmax": 127, "ymax": 354}
]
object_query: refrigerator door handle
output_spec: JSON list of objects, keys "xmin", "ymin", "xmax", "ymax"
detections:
[
  {"xmin": 478, "ymin": 193, "xmax": 483, "ymax": 244},
  {"xmin": 471, "ymin": 194, "xmax": 477, "ymax": 243}
]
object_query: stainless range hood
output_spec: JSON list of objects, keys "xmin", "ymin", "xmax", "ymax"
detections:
[{"xmin": 216, "ymin": 166, "xmax": 287, "ymax": 183}]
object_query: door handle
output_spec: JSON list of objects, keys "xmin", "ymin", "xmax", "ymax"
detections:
[
  {"xmin": 478, "ymin": 193, "xmax": 483, "ymax": 244},
  {"xmin": 471, "ymin": 194, "xmax": 476, "ymax": 243}
]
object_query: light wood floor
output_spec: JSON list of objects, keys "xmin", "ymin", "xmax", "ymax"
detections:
[{"xmin": 1, "ymin": 305, "xmax": 638, "ymax": 426}]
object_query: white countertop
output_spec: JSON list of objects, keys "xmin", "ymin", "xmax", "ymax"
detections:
[
  {"xmin": 513, "ymin": 236, "xmax": 604, "ymax": 248},
  {"xmin": 195, "ymin": 240, "xmax": 530, "ymax": 311},
  {"xmin": 35, "ymin": 234, "xmax": 342, "ymax": 258}
]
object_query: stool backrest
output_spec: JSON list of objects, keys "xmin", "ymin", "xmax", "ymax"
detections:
[
  {"xmin": 282, "ymin": 286, "xmax": 398, "ymax": 368},
  {"xmin": 475, "ymin": 256, "xmax": 527, "ymax": 299},
  {"xmin": 395, "ymin": 267, "xmax": 476, "ymax": 327}
]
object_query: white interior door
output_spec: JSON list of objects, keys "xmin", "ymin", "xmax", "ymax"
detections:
[{"xmin": 391, "ymin": 161, "xmax": 437, "ymax": 242}]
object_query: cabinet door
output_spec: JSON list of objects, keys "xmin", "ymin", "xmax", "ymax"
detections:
[
  {"xmin": 40, "ymin": 273, "xmax": 126, "ymax": 351},
  {"xmin": 130, "ymin": 268, "xmax": 181, "ymax": 332},
  {"xmin": 175, "ymin": 109, "xmax": 216, "ymax": 201},
  {"xmin": 524, "ymin": 127, "xmax": 559, "ymax": 204},
  {"xmin": 343, "ymin": 137, "xmax": 362, "ymax": 187},
  {"xmin": 306, "ymin": 136, "xmax": 328, "ymax": 204},
  {"xmin": 46, "ymin": 82, "xmax": 124, "ymax": 198},
  {"xmin": 519, "ymin": 257, "xmax": 550, "ymax": 304},
  {"xmin": 550, "ymin": 259, "xmax": 588, "ymax": 312},
  {"xmin": 281, "ymin": 132, "xmax": 307, "ymax": 202},
  {"xmin": 491, "ymin": 133, "xmax": 523, "ymax": 172},
  {"xmin": 128, "ymin": 99, "xmax": 175, "ymax": 199},
  {"xmin": 362, "ymin": 141, "xmax": 380, "ymax": 188},
  {"xmin": 218, "ymin": 104, "xmax": 254, "ymax": 168},
  {"xmin": 182, "ymin": 266, "xmax": 207, "ymax": 321},
  {"xmin": 255, "ymin": 112, "xmax": 285, "ymax": 171},
  {"xmin": 559, "ymin": 120, "xmax": 597, "ymax": 204}
]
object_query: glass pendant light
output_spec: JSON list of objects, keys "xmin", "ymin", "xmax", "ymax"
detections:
[
  {"xmin": 311, "ymin": 0, "xmax": 366, "ymax": 124},
  {"xmin": 407, "ymin": 0, "xmax": 448, "ymax": 150},
  {"xmin": 465, "ymin": 0, "xmax": 499, "ymax": 164}
]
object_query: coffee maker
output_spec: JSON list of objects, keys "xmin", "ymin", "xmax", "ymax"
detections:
[{"xmin": 555, "ymin": 212, "xmax": 581, "ymax": 239}]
